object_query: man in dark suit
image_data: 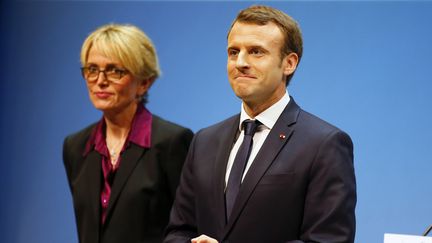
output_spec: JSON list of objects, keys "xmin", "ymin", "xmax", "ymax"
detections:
[{"xmin": 164, "ymin": 5, "xmax": 356, "ymax": 243}]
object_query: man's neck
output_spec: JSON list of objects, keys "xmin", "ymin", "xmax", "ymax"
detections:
[{"xmin": 243, "ymin": 89, "xmax": 287, "ymax": 118}]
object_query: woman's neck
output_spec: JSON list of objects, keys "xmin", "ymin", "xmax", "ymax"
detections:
[{"xmin": 104, "ymin": 103, "xmax": 138, "ymax": 138}]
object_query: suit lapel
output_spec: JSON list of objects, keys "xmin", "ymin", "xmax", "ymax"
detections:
[
  {"xmin": 223, "ymin": 100, "xmax": 300, "ymax": 237},
  {"xmin": 213, "ymin": 115, "xmax": 240, "ymax": 228},
  {"xmin": 104, "ymin": 143, "xmax": 145, "ymax": 223}
]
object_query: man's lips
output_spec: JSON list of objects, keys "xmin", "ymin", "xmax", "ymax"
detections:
[{"xmin": 235, "ymin": 74, "xmax": 256, "ymax": 79}]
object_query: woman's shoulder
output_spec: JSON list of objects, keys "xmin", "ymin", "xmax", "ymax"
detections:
[
  {"xmin": 152, "ymin": 115, "xmax": 191, "ymax": 134},
  {"xmin": 151, "ymin": 115, "xmax": 193, "ymax": 143},
  {"xmin": 64, "ymin": 122, "xmax": 98, "ymax": 147}
]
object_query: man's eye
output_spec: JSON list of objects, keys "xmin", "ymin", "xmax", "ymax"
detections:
[
  {"xmin": 250, "ymin": 49, "xmax": 263, "ymax": 55},
  {"xmin": 228, "ymin": 49, "xmax": 239, "ymax": 56}
]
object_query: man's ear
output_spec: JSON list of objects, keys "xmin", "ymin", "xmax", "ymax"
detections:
[{"xmin": 282, "ymin": 52, "xmax": 299, "ymax": 76}]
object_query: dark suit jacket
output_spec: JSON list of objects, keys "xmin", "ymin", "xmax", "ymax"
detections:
[
  {"xmin": 63, "ymin": 115, "xmax": 193, "ymax": 243},
  {"xmin": 164, "ymin": 98, "xmax": 356, "ymax": 243}
]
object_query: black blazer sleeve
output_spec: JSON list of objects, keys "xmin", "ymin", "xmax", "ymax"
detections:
[{"xmin": 153, "ymin": 117, "xmax": 196, "ymax": 201}]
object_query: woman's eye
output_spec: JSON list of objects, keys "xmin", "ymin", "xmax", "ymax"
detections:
[
  {"xmin": 114, "ymin": 68, "xmax": 125, "ymax": 75},
  {"xmin": 88, "ymin": 66, "xmax": 99, "ymax": 73}
]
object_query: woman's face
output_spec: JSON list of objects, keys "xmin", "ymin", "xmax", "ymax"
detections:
[{"xmin": 84, "ymin": 47, "xmax": 148, "ymax": 114}]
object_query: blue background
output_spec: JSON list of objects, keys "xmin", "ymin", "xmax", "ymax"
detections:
[{"xmin": 1, "ymin": 1, "xmax": 431, "ymax": 243}]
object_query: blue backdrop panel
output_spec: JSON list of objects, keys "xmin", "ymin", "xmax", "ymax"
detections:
[{"xmin": 1, "ymin": 2, "xmax": 432, "ymax": 243}]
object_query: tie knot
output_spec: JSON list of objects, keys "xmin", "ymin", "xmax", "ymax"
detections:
[{"xmin": 242, "ymin": 119, "xmax": 260, "ymax": 136}]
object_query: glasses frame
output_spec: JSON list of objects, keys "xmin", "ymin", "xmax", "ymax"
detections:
[{"xmin": 81, "ymin": 65, "xmax": 130, "ymax": 83}]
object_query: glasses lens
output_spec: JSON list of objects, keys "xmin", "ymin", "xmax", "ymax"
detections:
[
  {"xmin": 81, "ymin": 66, "xmax": 127, "ymax": 82},
  {"xmin": 105, "ymin": 67, "xmax": 121, "ymax": 82},
  {"xmin": 81, "ymin": 67, "xmax": 99, "ymax": 81}
]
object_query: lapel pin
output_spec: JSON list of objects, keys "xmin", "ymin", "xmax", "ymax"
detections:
[{"xmin": 279, "ymin": 134, "xmax": 286, "ymax": 139}]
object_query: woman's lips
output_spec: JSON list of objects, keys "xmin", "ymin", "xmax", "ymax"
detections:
[{"xmin": 94, "ymin": 91, "xmax": 113, "ymax": 99}]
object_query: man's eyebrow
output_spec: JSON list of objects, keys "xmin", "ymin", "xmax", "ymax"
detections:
[{"xmin": 248, "ymin": 45, "xmax": 265, "ymax": 49}]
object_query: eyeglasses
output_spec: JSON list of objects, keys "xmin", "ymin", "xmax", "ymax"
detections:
[{"xmin": 81, "ymin": 65, "xmax": 129, "ymax": 83}]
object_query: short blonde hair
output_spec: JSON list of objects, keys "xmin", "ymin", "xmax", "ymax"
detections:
[{"xmin": 81, "ymin": 23, "xmax": 160, "ymax": 81}]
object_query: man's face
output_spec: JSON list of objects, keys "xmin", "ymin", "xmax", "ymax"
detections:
[{"xmin": 227, "ymin": 21, "xmax": 296, "ymax": 109}]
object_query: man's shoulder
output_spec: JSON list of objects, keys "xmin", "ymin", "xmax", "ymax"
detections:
[
  {"xmin": 285, "ymin": 97, "xmax": 349, "ymax": 137},
  {"xmin": 197, "ymin": 114, "xmax": 239, "ymax": 136},
  {"xmin": 299, "ymin": 109, "xmax": 339, "ymax": 129},
  {"xmin": 296, "ymin": 108, "xmax": 351, "ymax": 143}
]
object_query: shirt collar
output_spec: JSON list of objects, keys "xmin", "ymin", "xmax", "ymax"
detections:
[
  {"xmin": 239, "ymin": 90, "xmax": 290, "ymax": 131},
  {"xmin": 84, "ymin": 104, "xmax": 152, "ymax": 156},
  {"xmin": 129, "ymin": 104, "xmax": 152, "ymax": 148}
]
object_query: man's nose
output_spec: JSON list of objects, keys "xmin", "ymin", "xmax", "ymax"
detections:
[{"xmin": 235, "ymin": 51, "xmax": 249, "ymax": 69}]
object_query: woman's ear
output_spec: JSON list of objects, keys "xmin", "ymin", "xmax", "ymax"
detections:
[{"xmin": 137, "ymin": 77, "xmax": 155, "ymax": 96}]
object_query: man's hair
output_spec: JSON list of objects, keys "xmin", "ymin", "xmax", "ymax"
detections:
[
  {"xmin": 81, "ymin": 23, "xmax": 160, "ymax": 104},
  {"xmin": 228, "ymin": 5, "xmax": 303, "ymax": 86}
]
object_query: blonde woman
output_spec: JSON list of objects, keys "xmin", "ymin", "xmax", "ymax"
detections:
[{"xmin": 63, "ymin": 24, "xmax": 193, "ymax": 243}]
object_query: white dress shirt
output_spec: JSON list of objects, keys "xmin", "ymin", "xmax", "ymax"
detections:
[{"xmin": 225, "ymin": 91, "xmax": 290, "ymax": 187}]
